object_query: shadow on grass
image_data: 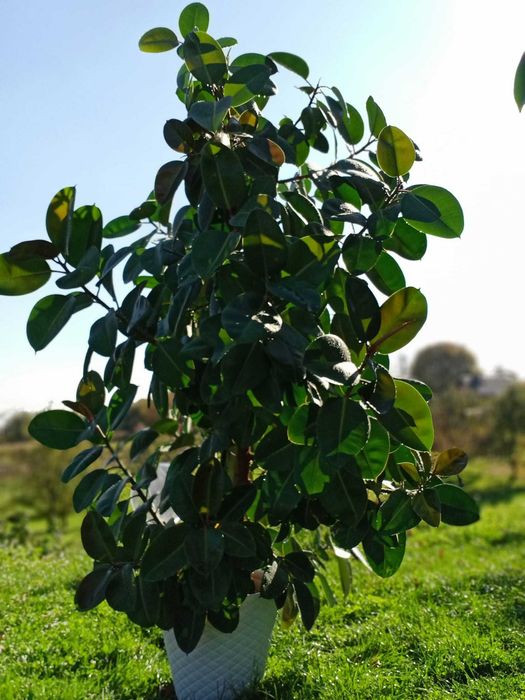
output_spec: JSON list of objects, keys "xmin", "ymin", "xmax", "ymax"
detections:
[{"xmin": 468, "ymin": 482, "xmax": 525, "ymax": 507}]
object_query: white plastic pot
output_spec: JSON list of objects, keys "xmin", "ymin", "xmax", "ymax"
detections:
[{"xmin": 164, "ymin": 594, "xmax": 276, "ymax": 700}]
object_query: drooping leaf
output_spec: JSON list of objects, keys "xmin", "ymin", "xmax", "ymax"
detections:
[
  {"xmin": 319, "ymin": 459, "xmax": 368, "ymax": 526},
  {"xmin": 184, "ymin": 527, "xmax": 225, "ymax": 574},
  {"xmin": 75, "ymin": 565, "xmax": 114, "ymax": 611},
  {"xmin": 293, "ymin": 580, "xmax": 320, "ymax": 630},
  {"xmin": 89, "ymin": 310, "xmax": 118, "ymax": 357},
  {"xmin": 28, "ymin": 410, "xmax": 86, "ymax": 450},
  {"xmin": 401, "ymin": 185, "xmax": 464, "ymax": 238},
  {"xmin": 412, "ymin": 489, "xmax": 441, "ymax": 527},
  {"xmin": 141, "ymin": 525, "xmax": 188, "ymax": 581},
  {"xmin": 201, "ymin": 143, "xmax": 247, "ymax": 211},
  {"xmin": 362, "ymin": 531, "xmax": 406, "ymax": 578},
  {"xmin": 514, "ymin": 52, "xmax": 525, "ymax": 111},
  {"xmin": 376, "ymin": 125, "xmax": 415, "ymax": 177},
  {"xmin": 317, "ymin": 398, "xmax": 369, "ymax": 456},
  {"xmin": 243, "ymin": 208, "xmax": 287, "ymax": 275},
  {"xmin": 0, "ymin": 253, "xmax": 50, "ymax": 296},
  {"xmin": 221, "ymin": 522, "xmax": 256, "ymax": 558},
  {"xmin": 81, "ymin": 510, "xmax": 118, "ymax": 562},
  {"xmin": 366, "ymin": 96, "xmax": 387, "ymax": 137},
  {"xmin": 355, "ymin": 419, "xmax": 390, "ymax": 479},
  {"xmin": 268, "ymin": 51, "xmax": 309, "ymax": 80},
  {"xmin": 431, "ymin": 484, "xmax": 480, "ymax": 526},
  {"xmin": 371, "ymin": 287, "xmax": 428, "ymax": 354},
  {"xmin": 139, "ymin": 27, "xmax": 179, "ymax": 53},
  {"xmin": 154, "ymin": 161, "xmax": 188, "ymax": 205},
  {"xmin": 379, "ymin": 380, "xmax": 434, "ymax": 452}
]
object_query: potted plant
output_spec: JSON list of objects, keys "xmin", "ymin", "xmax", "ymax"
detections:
[{"xmin": 0, "ymin": 3, "xmax": 479, "ymax": 698}]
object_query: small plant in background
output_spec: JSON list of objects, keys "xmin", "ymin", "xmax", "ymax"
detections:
[{"xmin": 0, "ymin": 0, "xmax": 478, "ymax": 660}]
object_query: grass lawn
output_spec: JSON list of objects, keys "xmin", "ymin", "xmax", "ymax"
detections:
[{"xmin": 1, "ymin": 457, "xmax": 524, "ymax": 699}]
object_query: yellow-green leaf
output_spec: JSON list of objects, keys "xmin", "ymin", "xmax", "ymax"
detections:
[
  {"xmin": 139, "ymin": 27, "xmax": 179, "ymax": 53},
  {"xmin": 377, "ymin": 126, "xmax": 415, "ymax": 177},
  {"xmin": 371, "ymin": 287, "xmax": 427, "ymax": 354},
  {"xmin": 0, "ymin": 253, "xmax": 50, "ymax": 296}
]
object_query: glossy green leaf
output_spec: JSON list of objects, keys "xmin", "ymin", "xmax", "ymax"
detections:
[
  {"xmin": 377, "ymin": 126, "xmax": 415, "ymax": 176},
  {"xmin": 184, "ymin": 527, "xmax": 224, "ymax": 574},
  {"xmin": 514, "ymin": 52, "xmax": 525, "ymax": 111},
  {"xmin": 191, "ymin": 230, "xmax": 239, "ymax": 278},
  {"xmin": 243, "ymin": 208, "xmax": 287, "ymax": 275},
  {"xmin": 293, "ymin": 580, "xmax": 320, "ymax": 630},
  {"xmin": 362, "ymin": 366, "xmax": 396, "ymax": 415},
  {"xmin": 401, "ymin": 185, "xmax": 464, "ymax": 238},
  {"xmin": 188, "ymin": 97, "xmax": 232, "ymax": 131},
  {"xmin": 366, "ymin": 251, "xmax": 406, "ymax": 296},
  {"xmin": 268, "ymin": 51, "xmax": 309, "ymax": 80},
  {"xmin": 61, "ymin": 446, "xmax": 103, "ymax": 483},
  {"xmin": 183, "ymin": 31, "xmax": 227, "ymax": 85},
  {"xmin": 172, "ymin": 607, "xmax": 206, "ymax": 654},
  {"xmin": 141, "ymin": 526, "xmax": 188, "ymax": 581},
  {"xmin": 81, "ymin": 511, "xmax": 117, "ymax": 562},
  {"xmin": 383, "ymin": 219, "xmax": 427, "ymax": 260},
  {"xmin": 102, "ymin": 216, "xmax": 141, "ymax": 239},
  {"xmin": 179, "ymin": 2, "xmax": 209, "ymax": 37},
  {"xmin": 379, "ymin": 380, "xmax": 434, "ymax": 452},
  {"xmin": 67, "ymin": 205, "xmax": 103, "ymax": 267},
  {"xmin": 319, "ymin": 459, "xmax": 367, "ymax": 526},
  {"xmin": 221, "ymin": 522, "xmax": 256, "ymax": 558},
  {"xmin": 378, "ymin": 491, "xmax": 420, "ymax": 535},
  {"xmin": 9, "ymin": 240, "xmax": 59, "ymax": 261},
  {"xmin": 362, "ymin": 531, "xmax": 406, "ymax": 578},
  {"xmin": 366, "ymin": 96, "xmax": 387, "ymax": 137},
  {"xmin": 340, "ymin": 103, "xmax": 365, "ymax": 146},
  {"xmin": 77, "ymin": 370, "xmax": 106, "ymax": 415},
  {"xmin": 56, "ymin": 246, "xmax": 100, "ymax": 288},
  {"xmin": 433, "ymin": 448, "xmax": 469, "ymax": 477},
  {"xmin": 201, "ymin": 143, "xmax": 246, "ymax": 211},
  {"xmin": 139, "ymin": 27, "xmax": 179, "ymax": 53},
  {"xmin": 432, "ymin": 484, "xmax": 480, "ymax": 525},
  {"xmin": 317, "ymin": 398, "xmax": 369, "ymax": 456},
  {"xmin": 154, "ymin": 161, "xmax": 188, "ymax": 205},
  {"xmin": 342, "ymin": 235, "xmax": 381, "ymax": 275},
  {"xmin": 224, "ymin": 64, "xmax": 273, "ymax": 107},
  {"xmin": 89, "ymin": 310, "xmax": 118, "ymax": 357},
  {"xmin": 46, "ymin": 186, "xmax": 75, "ymax": 252},
  {"xmin": 355, "ymin": 419, "xmax": 390, "ymax": 479},
  {"xmin": 371, "ymin": 287, "xmax": 428, "ymax": 354},
  {"xmin": 75, "ymin": 565, "xmax": 113, "ymax": 611},
  {"xmin": 27, "ymin": 293, "xmax": 83, "ymax": 351},
  {"xmin": 412, "ymin": 489, "xmax": 441, "ymax": 527},
  {"xmin": 72, "ymin": 470, "xmax": 112, "ymax": 512},
  {"xmin": 29, "ymin": 410, "xmax": 86, "ymax": 450},
  {"xmin": 0, "ymin": 253, "xmax": 50, "ymax": 296}
]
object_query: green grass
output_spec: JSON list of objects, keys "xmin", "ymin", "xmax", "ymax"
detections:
[{"xmin": 1, "ymin": 458, "xmax": 524, "ymax": 699}]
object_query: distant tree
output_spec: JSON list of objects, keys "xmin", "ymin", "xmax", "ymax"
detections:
[
  {"xmin": 487, "ymin": 382, "xmax": 525, "ymax": 480},
  {"xmin": 0, "ymin": 411, "xmax": 33, "ymax": 443},
  {"xmin": 410, "ymin": 343, "xmax": 481, "ymax": 394}
]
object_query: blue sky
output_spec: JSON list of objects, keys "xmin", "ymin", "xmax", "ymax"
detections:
[{"xmin": 1, "ymin": 0, "xmax": 524, "ymax": 412}]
